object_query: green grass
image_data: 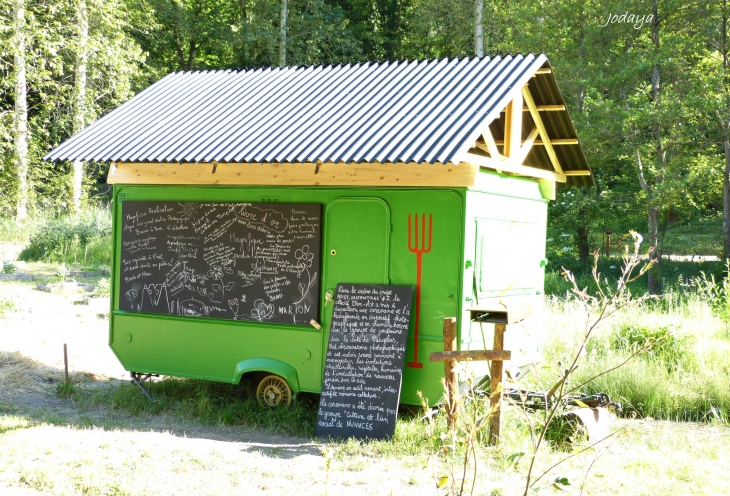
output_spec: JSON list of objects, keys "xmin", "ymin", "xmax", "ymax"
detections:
[
  {"xmin": 541, "ymin": 296, "xmax": 730, "ymax": 424},
  {"xmin": 79, "ymin": 378, "xmax": 320, "ymax": 437},
  {"xmin": 0, "ymin": 208, "xmax": 112, "ymax": 268}
]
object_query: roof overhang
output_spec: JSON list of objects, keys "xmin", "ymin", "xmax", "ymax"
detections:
[{"xmin": 455, "ymin": 62, "xmax": 593, "ymax": 189}]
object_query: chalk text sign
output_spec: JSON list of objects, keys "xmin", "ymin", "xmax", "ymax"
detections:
[
  {"xmin": 316, "ymin": 284, "xmax": 414, "ymax": 440},
  {"xmin": 119, "ymin": 201, "xmax": 321, "ymax": 326}
]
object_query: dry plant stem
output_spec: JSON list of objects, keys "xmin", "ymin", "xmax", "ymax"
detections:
[
  {"xmin": 565, "ymin": 344, "xmax": 651, "ymax": 397},
  {"xmin": 522, "ymin": 242, "xmax": 654, "ymax": 496},
  {"xmin": 529, "ymin": 426, "xmax": 627, "ymax": 490},
  {"xmin": 578, "ymin": 435, "xmax": 615, "ymax": 496}
]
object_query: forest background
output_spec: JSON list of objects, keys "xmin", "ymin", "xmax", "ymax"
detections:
[{"xmin": 2, "ymin": 0, "xmax": 730, "ymax": 290}]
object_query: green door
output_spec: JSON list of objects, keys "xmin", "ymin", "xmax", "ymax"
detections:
[
  {"xmin": 321, "ymin": 197, "xmax": 391, "ymax": 374},
  {"xmin": 323, "ymin": 197, "xmax": 390, "ymax": 286}
]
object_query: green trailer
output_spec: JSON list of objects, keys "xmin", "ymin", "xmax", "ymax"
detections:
[{"xmin": 46, "ymin": 54, "xmax": 592, "ymax": 407}]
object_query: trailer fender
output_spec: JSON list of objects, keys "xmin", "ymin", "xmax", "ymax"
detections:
[{"xmin": 233, "ymin": 358, "xmax": 300, "ymax": 392}]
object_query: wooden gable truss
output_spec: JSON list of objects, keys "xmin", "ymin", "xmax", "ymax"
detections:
[{"xmin": 463, "ymin": 81, "xmax": 591, "ymax": 194}]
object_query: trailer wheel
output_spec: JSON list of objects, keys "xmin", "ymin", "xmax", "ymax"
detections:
[{"xmin": 256, "ymin": 374, "xmax": 292, "ymax": 408}]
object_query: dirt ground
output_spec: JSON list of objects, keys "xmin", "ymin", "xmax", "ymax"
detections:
[
  {"xmin": 3, "ymin": 279, "xmax": 730, "ymax": 496},
  {"xmin": 0, "ymin": 281, "xmax": 436, "ymax": 496}
]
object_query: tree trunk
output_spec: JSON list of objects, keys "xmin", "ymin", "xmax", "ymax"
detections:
[
  {"xmin": 646, "ymin": 0, "xmax": 662, "ymax": 294},
  {"xmin": 647, "ymin": 206, "xmax": 661, "ymax": 294},
  {"xmin": 576, "ymin": 223, "xmax": 590, "ymax": 266},
  {"xmin": 474, "ymin": 0, "xmax": 483, "ymax": 57},
  {"xmin": 279, "ymin": 0, "xmax": 288, "ymax": 67},
  {"xmin": 71, "ymin": 0, "xmax": 88, "ymax": 218},
  {"xmin": 724, "ymin": 131, "xmax": 730, "ymax": 259},
  {"xmin": 13, "ymin": 0, "xmax": 28, "ymax": 222},
  {"xmin": 722, "ymin": 0, "xmax": 730, "ymax": 260}
]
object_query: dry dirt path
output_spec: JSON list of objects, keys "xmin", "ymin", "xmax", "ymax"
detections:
[{"xmin": 0, "ymin": 282, "xmax": 433, "ymax": 495}]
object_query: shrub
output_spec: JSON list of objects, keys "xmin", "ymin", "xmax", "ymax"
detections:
[
  {"xmin": 18, "ymin": 212, "xmax": 111, "ymax": 266},
  {"xmin": 91, "ymin": 278, "xmax": 111, "ymax": 298},
  {"xmin": 610, "ymin": 323, "xmax": 696, "ymax": 372}
]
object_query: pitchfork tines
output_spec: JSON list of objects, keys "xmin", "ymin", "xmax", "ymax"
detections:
[
  {"xmin": 408, "ymin": 213, "xmax": 432, "ymax": 255},
  {"xmin": 407, "ymin": 213, "xmax": 432, "ymax": 369}
]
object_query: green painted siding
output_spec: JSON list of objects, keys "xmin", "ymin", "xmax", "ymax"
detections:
[{"xmin": 110, "ymin": 175, "xmax": 548, "ymax": 405}]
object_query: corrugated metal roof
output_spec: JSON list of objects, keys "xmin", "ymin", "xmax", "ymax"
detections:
[{"xmin": 45, "ymin": 54, "xmax": 591, "ymax": 185}]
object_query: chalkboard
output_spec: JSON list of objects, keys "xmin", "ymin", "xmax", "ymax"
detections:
[
  {"xmin": 119, "ymin": 201, "xmax": 322, "ymax": 326},
  {"xmin": 316, "ymin": 284, "xmax": 414, "ymax": 440}
]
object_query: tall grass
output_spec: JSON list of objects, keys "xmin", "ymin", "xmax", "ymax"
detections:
[
  {"xmin": 13, "ymin": 208, "xmax": 112, "ymax": 267},
  {"xmin": 542, "ymin": 294, "xmax": 730, "ymax": 423}
]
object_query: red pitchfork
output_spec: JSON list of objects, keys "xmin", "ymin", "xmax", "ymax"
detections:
[{"xmin": 407, "ymin": 213, "xmax": 432, "ymax": 369}]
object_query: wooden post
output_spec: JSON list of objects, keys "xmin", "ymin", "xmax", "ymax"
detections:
[
  {"xmin": 443, "ymin": 317, "xmax": 457, "ymax": 429},
  {"xmin": 63, "ymin": 343, "xmax": 69, "ymax": 385},
  {"xmin": 488, "ymin": 323, "xmax": 506, "ymax": 444}
]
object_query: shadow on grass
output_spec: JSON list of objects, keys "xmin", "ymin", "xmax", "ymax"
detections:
[
  {"xmin": 0, "ymin": 352, "xmax": 434, "ymax": 460},
  {"xmin": 0, "ymin": 352, "xmax": 323, "ymax": 459}
]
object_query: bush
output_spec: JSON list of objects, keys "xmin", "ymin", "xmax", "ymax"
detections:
[
  {"xmin": 18, "ymin": 212, "xmax": 111, "ymax": 266},
  {"xmin": 610, "ymin": 324, "xmax": 696, "ymax": 372}
]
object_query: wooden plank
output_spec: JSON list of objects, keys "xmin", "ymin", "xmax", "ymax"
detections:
[
  {"xmin": 108, "ymin": 160, "xmax": 478, "ymax": 187},
  {"xmin": 522, "ymin": 86, "xmax": 564, "ymax": 174},
  {"xmin": 564, "ymin": 170, "xmax": 592, "ymax": 176},
  {"xmin": 535, "ymin": 67, "xmax": 552, "ymax": 74},
  {"xmin": 488, "ymin": 323, "xmax": 507, "ymax": 445},
  {"xmin": 518, "ymin": 127, "xmax": 539, "ymax": 164},
  {"xmin": 521, "ymin": 105, "xmax": 565, "ymax": 112},
  {"xmin": 463, "ymin": 152, "xmax": 566, "ymax": 183},
  {"xmin": 468, "ymin": 301, "xmax": 532, "ymax": 324},
  {"xmin": 481, "ymin": 127, "xmax": 504, "ymax": 160},
  {"xmin": 443, "ymin": 317, "xmax": 458, "ymax": 429},
  {"xmin": 493, "ymin": 138, "xmax": 579, "ymax": 146},
  {"xmin": 429, "ymin": 349, "xmax": 511, "ymax": 362},
  {"xmin": 504, "ymin": 94, "xmax": 523, "ymax": 159}
]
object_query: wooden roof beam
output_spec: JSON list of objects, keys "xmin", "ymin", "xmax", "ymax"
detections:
[
  {"xmin": 463, "ymin": 151, "xmax": 566, "ymax": 183},
  {"xmin": 522, "ymin": 105, "xmax": 565, "ymax": 111},
  {"xmin": 503, "ymin": 93, "xmax": 523, "ymax": 159},
  {"xmin": 492, "ymin": 138, "xmax": 579, "ymax": 146},
  {"xmin": 517, "ymin": 127, "xmax": 539, "ymax": 164},
  {"xmin": 522, "ymin": 85, "xmax": 564, "ymax": 174},
  {"xmin": 481, "ymin": 127, "xmax": 505, "ymax": 161}
]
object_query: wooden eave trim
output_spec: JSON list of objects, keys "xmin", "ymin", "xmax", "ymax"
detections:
[
  {"xmin": 107, "ymin": 161, "xmax": 479, "ymax": 187},
  {"xmin": 462, "ymin": 152, "xmax": 566, "ymax": 183}
]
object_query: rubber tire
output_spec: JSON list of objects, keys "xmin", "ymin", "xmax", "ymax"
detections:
[{"xmin": 256, "ymin": 374, "xmax": 293, "ymax": 408}]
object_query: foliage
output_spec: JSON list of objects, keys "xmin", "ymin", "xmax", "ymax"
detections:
[
  {"xmin": 90, "ymin": 278, "xmax": 110, "ymax": 298},
  {"xmin": 697, "ymin": 260, "xmax": 730, "ymax": 328},
  {"xmin": 608, "ymin": 323, "xmax": 696, "ymax": 372},
  {"xmin": 18, "ymin": 210, "xmax": 111, "ymax": 265},
  {"xmin": 0, "ymin": 294, "xmax": 19, "ymax": 317},
  {"xmin": 513, "ymin": 237, "xmax": 655, "ymax": 495}
]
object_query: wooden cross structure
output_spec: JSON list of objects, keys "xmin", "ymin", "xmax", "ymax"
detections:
[
  {"xmin": 429, "ymin": 303, "xmax": 532, "ymax": 444},
  {"xmin": 463, "ymin": 70, "xmax": 591, "ymax": 200}
]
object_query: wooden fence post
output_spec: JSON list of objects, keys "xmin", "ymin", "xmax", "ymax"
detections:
[
  {"xmin": 488, "ymin": 323, "xmax": 506, "ymax": 444},
  {"xmin": 63, "ymin": 343, "xmax": 69, "ymax": 385},
  {"xmin": 443, "ymin": 317, "xmax": 457, "ymax": 429}
]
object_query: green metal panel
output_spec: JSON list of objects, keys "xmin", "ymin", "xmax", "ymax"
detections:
[
  {"xmin": 108, "ymin": 185, "xmax": 471, "ymax": 405},
  {"xmin": 461, "ymin": 171, "xmax": 548, "ymax": 377},
  {"xmin": 323, "ymin": 198, "xmax": 390, "ymax": 286}
]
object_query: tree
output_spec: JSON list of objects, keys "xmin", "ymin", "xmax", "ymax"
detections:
[
  {"xmin": 473, "ymin": 0, "xmax": 482, "ymax": 57},
  {"xmin": 279, "ymin": 0, "xmax": 287, "ymax": 66},
  {"xmin": 12, "ymin": 0, "xmax": 28, "ymax": 221},
  {"xmin": 71, "ymin": 0, "xmax": 88, "ymax": 217}
]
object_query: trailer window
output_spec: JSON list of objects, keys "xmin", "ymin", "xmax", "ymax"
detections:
[{"xmin": 474, "ymin": 218, "xmax": 541, "ymax": 298}]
